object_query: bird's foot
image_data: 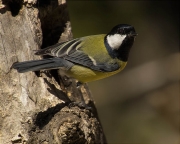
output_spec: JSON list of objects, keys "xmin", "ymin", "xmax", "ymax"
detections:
[{"xmin": 68, "ymin": 101, "xmax": 92, "ymax": 110}]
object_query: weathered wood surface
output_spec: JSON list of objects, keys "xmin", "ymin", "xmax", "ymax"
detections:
[{"xmin": 0, "ymin": 0, "xmax": 106, "ymax": 143}]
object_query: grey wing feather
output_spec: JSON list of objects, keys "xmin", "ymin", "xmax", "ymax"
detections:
[
  {"xmin": 34, "ymin": 42, "xmax": 66, "ymax": 56},
  {"xmin": 65, "ymin": 51, "xmax": 120, "ymax": 72},
  {"xmin": 35, "ymin": 38, "xmax": 120, "ymax": 72},
  {"xmin": 35, "ymin": 39, "xmax": 81, "ymax": 57}
]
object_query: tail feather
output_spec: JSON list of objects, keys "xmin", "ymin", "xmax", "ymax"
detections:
[{"xmin": 12, "ymin": 58, "xmax": 73, "ymax": 73}]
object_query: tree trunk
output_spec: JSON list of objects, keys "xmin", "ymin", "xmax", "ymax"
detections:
[{"xmin": 0, "ymin": 0, "xmax": 107, "ymax": 143}]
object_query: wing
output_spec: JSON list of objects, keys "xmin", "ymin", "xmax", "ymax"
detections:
[
  {"xmin": 35, "ymin": 36, "xmax": 120, "ymax": 72},
  {"xmin": 64, "ymin": 50, "xmax": 120, "ymax": 72}
]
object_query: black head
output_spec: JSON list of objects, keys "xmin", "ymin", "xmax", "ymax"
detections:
[
  {"xmin": 105, "ymin": 24, "xmax": 137, "ymax": 61},
  {"xmin": 108, "ymin": 24, "xmax": 137, "ymax": 37}
]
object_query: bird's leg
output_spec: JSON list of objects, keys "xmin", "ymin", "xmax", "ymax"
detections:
[
  {"xmin": 58, "ymin": 70, "xmax": 72, "ymax": 91},
  {"xmin": 68, "ymin": 101, "xmax": 92, "ymax": 110},
  {"xmin": 76, "ymin": 81, "xmax": 83, "ymax": 88}
]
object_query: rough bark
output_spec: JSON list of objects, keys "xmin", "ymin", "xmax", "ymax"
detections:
[{"xmin": 0, "ymin": 0, "xmax": 107, "ymax": 143}]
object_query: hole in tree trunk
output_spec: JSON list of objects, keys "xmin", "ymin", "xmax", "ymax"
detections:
[{"xmin": 2, "ymin": 0, "xmax": 22, "ymax": 16}]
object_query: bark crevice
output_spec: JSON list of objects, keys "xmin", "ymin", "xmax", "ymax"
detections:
[{"xmin": 0, "ymin": 1, "xmax": 107, "ymax": 143}]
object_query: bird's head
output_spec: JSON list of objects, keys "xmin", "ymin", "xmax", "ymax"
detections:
[{"xmin": 105, "ymin": 24, "xmax": 137, "ymax": 61}]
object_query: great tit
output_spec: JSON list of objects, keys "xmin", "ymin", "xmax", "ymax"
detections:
[{"xmin": 12, "ymin": 24, "xmax": 137, "ymax": 83}]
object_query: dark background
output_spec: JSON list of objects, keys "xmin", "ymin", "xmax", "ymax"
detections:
[{"xmin": 67, "ymin": 1, "xmax": 179, "ymax": 144}]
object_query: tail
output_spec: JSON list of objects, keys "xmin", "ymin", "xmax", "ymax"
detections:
[{"xmin": 12, "ymin": 58, "xmax": 73, "ymax": 73}]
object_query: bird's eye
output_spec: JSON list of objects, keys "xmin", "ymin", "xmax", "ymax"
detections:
[{"xmin": 118, "ymin": 28, "xmax": 124, "ymax": 34}]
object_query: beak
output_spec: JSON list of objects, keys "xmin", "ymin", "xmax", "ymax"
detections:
[{"xmin": 129, "ymin": 32, "xmax": 138, "ymax": 37}]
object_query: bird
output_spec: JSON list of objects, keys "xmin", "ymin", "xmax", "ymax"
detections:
[{"xmin": 12, "ymin": 24, "xmax": 137, "ymax": 83}]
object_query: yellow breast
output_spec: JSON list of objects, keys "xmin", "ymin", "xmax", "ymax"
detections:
[{"xmin": 67, "ymin": 61, "xmax": 127, "ymax": 83}]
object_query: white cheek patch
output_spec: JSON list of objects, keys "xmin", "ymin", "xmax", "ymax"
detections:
[{"xmin": 107, "ymin": 34, "xmax": 126, "ymax": 50}]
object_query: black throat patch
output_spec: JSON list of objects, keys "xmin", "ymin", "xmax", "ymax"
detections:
[{"xmin": 104, "ymin": 35, "xmax": 134, "ymax": 62}]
